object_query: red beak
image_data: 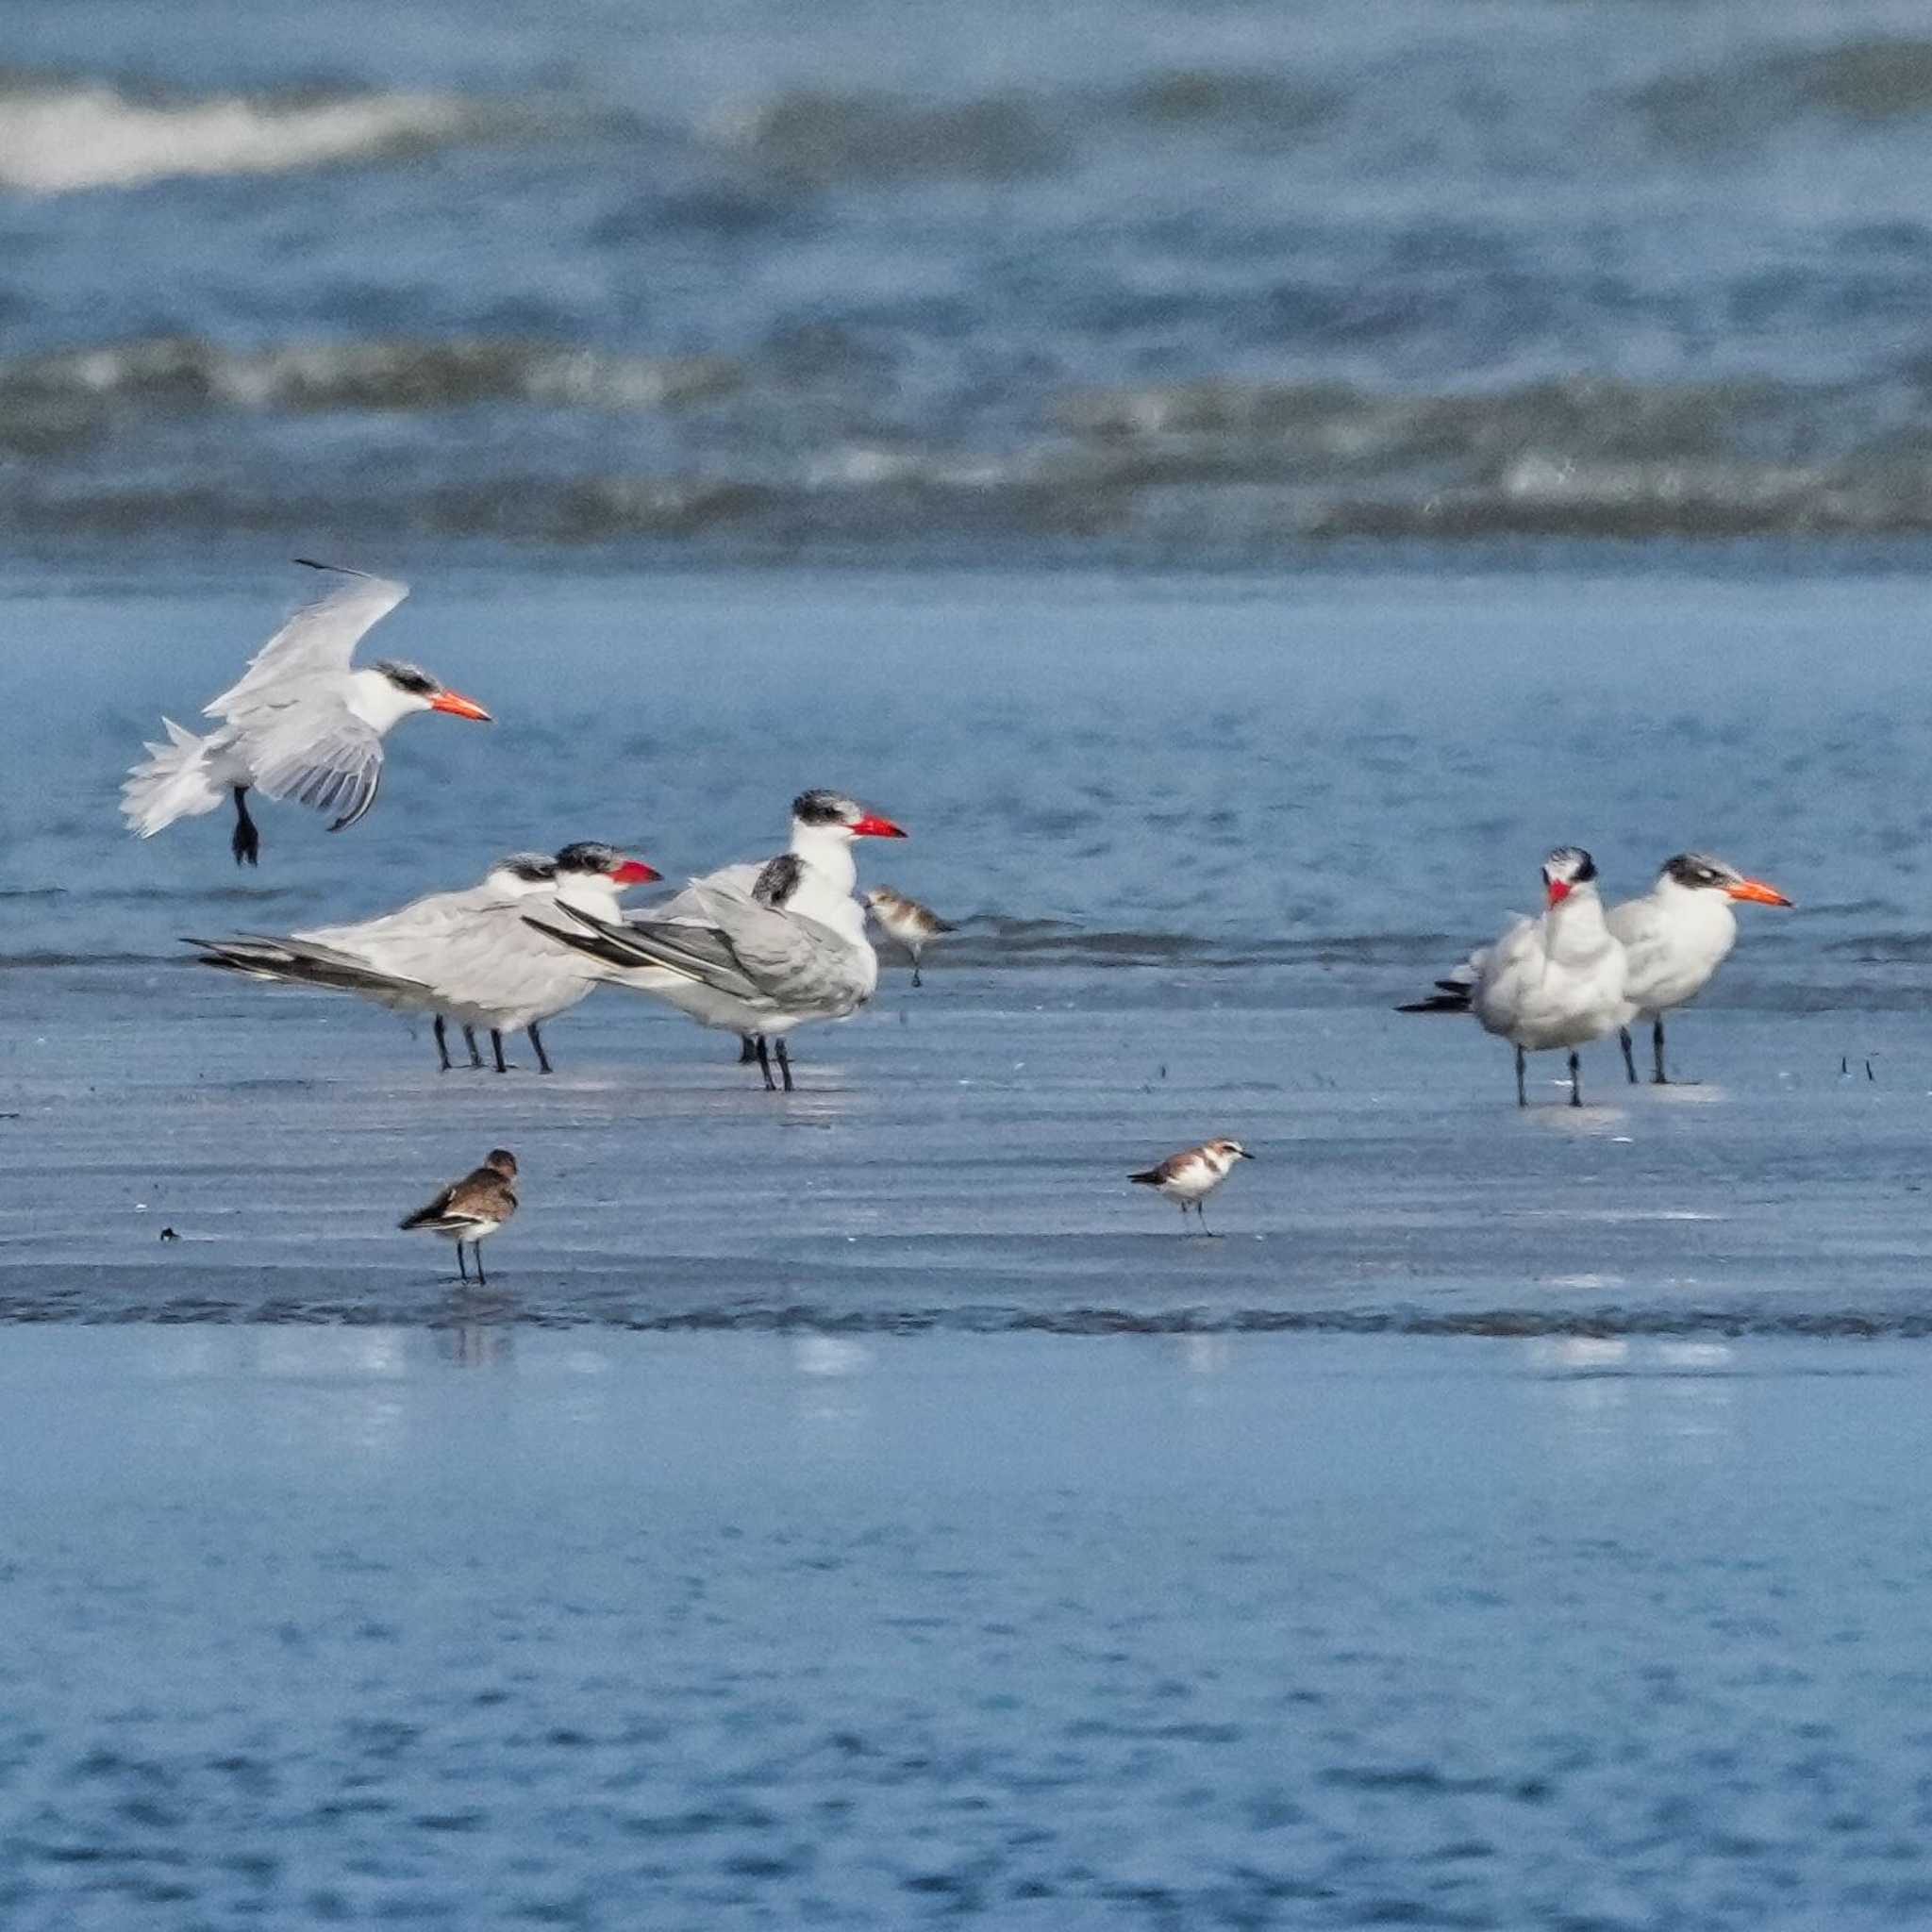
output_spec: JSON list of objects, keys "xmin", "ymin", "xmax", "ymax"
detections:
[
  {"xmin": 429, "ymin": 689, "xmax": 491, "ymax": 723},
  {"xmin": 1545, "ymin": 878, "xmax": 1572, "ymax": 907},
  {"xmin": 608, "ymin": 858, "xmax": 660, "ymax": 885},
  {"xmin": 848, "ymin": 814, "xmax": 908, "ymax": 839}
]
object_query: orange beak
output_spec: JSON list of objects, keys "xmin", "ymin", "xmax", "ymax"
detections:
[
  {"xmin": 608, "ymin": 858, "xmax": 660, "ymax": 886},
  {"xmin": 429, "ymin": 689, "xmax": 491, "ymax": 722},
  {"xmin": 1725, "ymin": 876, "xmax": 1791, "ymax": 908}
]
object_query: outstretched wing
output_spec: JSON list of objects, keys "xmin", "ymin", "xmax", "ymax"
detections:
[
  {"xmin": 243, "ymin": 703, "xmax": 385, "ymax": 831},
  {"xmin": 207, "ymin": 563, "xmax": 408, "ymax": 721}
]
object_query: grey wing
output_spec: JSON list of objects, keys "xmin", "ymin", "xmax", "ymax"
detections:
[
  {"xmin": 648, "ymin": 859, "xmax": 764, "ymax": 925},
  {"xmin": 697, "ymin": 890, "xmax": 868, "ymax": 1008},
  {"xmin": 207, "ymin": 567, "xmax": 408, "ymax": 720},
  {"xmin": 587, "ymin": 910, "xmax": 766, "ymax": 1000},
  {"xmin": 243, "ymin": 702, "xmax": 385, "ymax": 831}
]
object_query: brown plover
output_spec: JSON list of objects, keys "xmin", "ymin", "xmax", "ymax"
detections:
[{"xmin": 400, "ymin": 1148, "xmax": 519, "ymax": 1284}]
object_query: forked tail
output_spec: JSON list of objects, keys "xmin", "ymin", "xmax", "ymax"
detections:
[{"xmin": 122, "ymin": 718, "xmax": 222, "ymax": 837}]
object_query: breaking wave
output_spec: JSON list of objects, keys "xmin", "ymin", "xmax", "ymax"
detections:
[
  {"xmin": 8, "ymin": 332, "xmax": 1932, "ymax": 548},
  {"xmin": 0, "ymin": 73, "xmax": 508, "ymax": 194},
  {"xmin": 0, "ymin": 334, "xmax": 743, "ymax": 414}
]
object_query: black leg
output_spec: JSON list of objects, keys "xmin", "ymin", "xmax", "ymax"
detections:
[
  {"xmin": 528, "ymin": 1023, "xmax": 553, "ymax": 1075},
  {"xmin": 434, "ymin": 1016, "xmax": 453, "ymax": 1073},
  {"xmin": 754, "ymin": 1035, "xmax": 776, "ymax": 1091},
  {"xmin": 1651, "ymin": 1017, "xmax": 1669, "ymax": 1086},
  {"xmin": 774, "ymin": 1036, "xmax": 794, "ymax": 1092},
  {"xmin": 1619, "ymin": 1026, "xmax": 1638, "ymax": 1085},
  {"xmin": 457, "ymin": 1241, "xmax": 468, "ymax": 1282},
  {"xmin": 738, "ymin": 1035, "xmax": 758, "ymax": 1064},
  {"xmin": 491, "ymin": 1030, "xmax": 508, "ymax": 1074},
  {"xmin": 1568, "ymin": 1050, "xmax": 1583, "ymax": 1108},
  {"xmin": 463, "ymin": 1026, "xmax": 484, "ymax": 1070},
  {"xmin": 910, "ymin": 953, "xmax": 923, "ymax": 989},
  {"xmin": 229, "ymin": 786, "xmax": 259, "ymax": 867},
  {"xmin": 1515, "ymin": 1045, "xmax": 1527, "ymax": 1108},
  {"xmin": 474, "ymin": 1241, "xmax": 487, "ymax": 1289}
]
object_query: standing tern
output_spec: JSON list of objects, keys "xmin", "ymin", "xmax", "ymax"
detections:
[
  {"xmin": 122, "ymin": 559, "xmax": 491, "ymax": 865},
  {"xmin": 1400, "ymin": 847, "xmax": 1629, "ymax": 1108},
  {"xmin": 188, "ymin": 842, "xmax": 658, "ymax": 1071},
  {"xmin": 1129, "ymin": 1138, "xmax": 1254, "ymax": 1234},
  {"xmin": 528, "ymin": 789, "xmax": 906, "ymax": 1091},
  {"xmin": 864, "ymin": 887, "xmax": 958, "ymax": 986},
  {"xmin": 1607, "ymin": 853, "xmax": 1792, "ymax": 1084},
  {"xmin": 192, "ymin": 850, "xmax": 556, "ymax": 1068},
  {"xmin": 400, "ymin": 1148, "xmax": 518, "ymax": 1285}
]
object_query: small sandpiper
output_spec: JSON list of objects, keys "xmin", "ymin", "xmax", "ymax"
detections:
[
  {"xmin": 400, "ymin": 1148, "xmax": 519, "ymax": 1284},
  {"xmin": 1128, "ymin": 1138, "xmax": 1254, "ymax": 1233},
  {"xmin": 864, "ymin": 887, "xmax": 958, "ymax": 987}
]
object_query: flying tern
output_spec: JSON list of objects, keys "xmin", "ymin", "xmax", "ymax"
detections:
[{"xmin": 123, "ymin": 559, "xmax": 491, "ymax": 865}]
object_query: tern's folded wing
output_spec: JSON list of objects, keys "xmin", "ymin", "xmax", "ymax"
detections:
[
  {"xmin": 692, "ymin": 888, "xmax": 867, "ymax": 1008},
  {"xmin": 207, "ymin": 566, "xmax": 408, "ymax": 720},
  {"xmin": 525, "ymin": 906, "xmax": 762, "ymax": 1002},
  {"xmin": 646, "ymin": 859, "xmax": 764, "ymax": 925}
]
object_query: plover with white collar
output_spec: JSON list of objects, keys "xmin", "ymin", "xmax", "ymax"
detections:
[
  {"xmin": 1128, "ymin": 1138, "xmax": 1254, "ymax": 1233},
  {"xmin": 863, "ymin": 887, "xmax": 957, "ymax": 987}
]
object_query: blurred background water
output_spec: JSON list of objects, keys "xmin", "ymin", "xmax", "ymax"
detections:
[{"xmin": 12, "ymin": 1, "xmax": 1932, "ymax": 553}]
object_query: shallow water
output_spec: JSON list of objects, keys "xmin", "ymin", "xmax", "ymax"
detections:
[
  {"xmin": 6, "ymin": 1327, "xmax": 1932, "ymax": 1929},
  {"xmin": 5, "ymin": 558, "xmax": 1931, "ymax": 1337}
]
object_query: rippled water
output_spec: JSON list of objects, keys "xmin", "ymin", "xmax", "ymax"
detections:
[
  {"xmin": 12, "ymin": 2, "xmax": 1932, "ymax": 547},
  {"xmin": 8, "ymin": 1329, "xmax": 1932, "ymax": 1930}
]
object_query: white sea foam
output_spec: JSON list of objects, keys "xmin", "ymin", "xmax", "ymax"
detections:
[{"xmin": 0, "ymin": 80, "xmax": 478, "ymax": 194}]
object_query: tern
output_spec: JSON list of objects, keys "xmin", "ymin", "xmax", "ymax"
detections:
[
  {"xmin": 122, "ymin": 559, "xmax": 491, "ymax": 865},
  {"xmin": 400, "ymin": 1148, "xmax": 518, "ymax": 1285},
  {"xmin": 1400, "ymin": 847, "xmax": 1629, "ymax": 1108},
  {"xmin": 1607, "ymin": 853, "xmax": 1792, "ymax": 1084},
  {"xmin": 1129, "ymin": 1138, "xmax": 1254, "ymax": 1233},
  {"xmin": 188, "ymin": 842, "xmax": 658, "ymax": 1071},
  {"xmin": 528, "ymin": 789, "xmax": 905, "ymax": 1091},
  {"xmin": 864, "ymin": 887, "xmax": 958, "ymax": 986}
]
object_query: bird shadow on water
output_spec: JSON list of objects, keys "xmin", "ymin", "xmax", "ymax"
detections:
[{"xmin": 431, "ymin": 1291, "xmax": 518, "ymax": 1361}]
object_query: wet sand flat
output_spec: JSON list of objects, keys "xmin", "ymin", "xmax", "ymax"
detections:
[{"xmin": 0, "ymin": 959, "xmax": 1925, "ymax": 1335}]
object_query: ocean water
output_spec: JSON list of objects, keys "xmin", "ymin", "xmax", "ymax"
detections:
[
  {"xmin": 11, "ymin": 2, "xmax": 1932, "ymax": 1924},
  {"xmin": 8, "ymin": 1328, "xmax": 1932, "ymax": 1931},
  {"xmin": 10, "ymin": 1, "xmax": 1932, "ymax": 550}
]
